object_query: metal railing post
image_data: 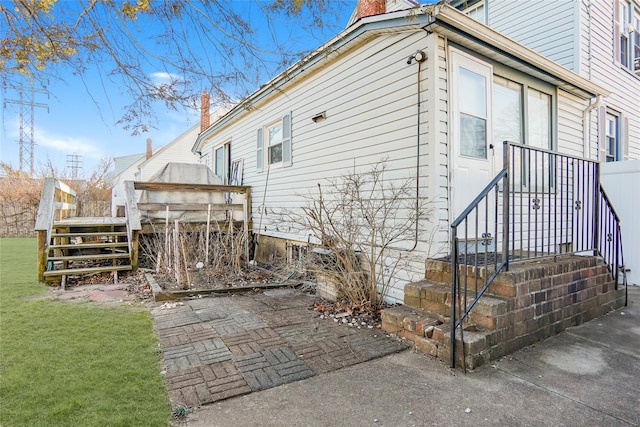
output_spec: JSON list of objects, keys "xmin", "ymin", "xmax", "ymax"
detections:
[
  {"xmin": 502, "ymin": 141, "xmax": 510, "ymax": 270},
  {"xmin": 593, "ymin": 163, "xmax": 600, "ymax": 257},
  {"xmin": 450, "ymin": 227, "xmax": 458, "ymax": 368}
]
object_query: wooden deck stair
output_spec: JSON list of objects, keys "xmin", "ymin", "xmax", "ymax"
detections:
[
  {"xmin": 36, "ymin": 178, "xmax": 142, "ymax": 286},
  {"xmin": 43, "ymin": 216, "xmax": 133, "ymax": 283}
]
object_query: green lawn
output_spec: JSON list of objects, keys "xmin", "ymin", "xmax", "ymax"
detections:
[{"xmin": 0, "ymin": 238, "xmax": 170, "ymax": 427}]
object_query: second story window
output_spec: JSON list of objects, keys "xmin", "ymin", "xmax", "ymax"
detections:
[{"xmin": 616, "ymin": 0, "xmax": 640, "ymax": 73}]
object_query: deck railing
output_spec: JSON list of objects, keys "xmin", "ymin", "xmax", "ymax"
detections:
[
  {"xmin": 450, "ymin": 141, "xmax": 627, "ymax": 368},
  {"xmin": 123, "ymin": 181, "xmax": 142, "ymax": 271},
  {"xmin": 34, "ymin": 178, "xmax": 77, "ymax": 281}
]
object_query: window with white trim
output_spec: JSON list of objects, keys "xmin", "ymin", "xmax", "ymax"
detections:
[
  {"xmin": 616, "ymin": 0, "xmax": 640, "ymax": 72},
  {"xmin": 492, "ymin": 75, "xmax": 553, "ymax": 150},
  {"xmin": 605, "ymin": 112, "xmax": 620, "ymax": 162},
  {"xmin": 256, "ymin": 112, "xmax": 292, "ymax": 172},
  {"xmin": 214, "ymin": 141, "xmax": 230, "ymax": 183},
  {"xmin": 267, "ymin": 121, "xmax": 283, "ymax": 165},
  {"xmin": 493, "ymin": 74, "xmax": 555, "ymax": 191},
  {"xmin": 464, "ymin": 1, "xmax": 486, "ymax": 24}
]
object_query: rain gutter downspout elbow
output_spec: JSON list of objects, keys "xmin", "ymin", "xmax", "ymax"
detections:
[{"xmin": 583, "ymin": 95, "xmax": 603, "ymax": 160}]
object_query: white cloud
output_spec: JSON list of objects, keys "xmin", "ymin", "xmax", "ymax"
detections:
[
  {"xmin": 35, "ymin": 126, "xmax": 105, "ymax": 160},
  {"xmin": 150, "ymin": 72, "xmax": 179, "ymax": 84}
]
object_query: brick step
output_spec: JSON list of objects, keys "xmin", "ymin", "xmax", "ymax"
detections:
[
  {"xmin": 381, "ymin": 305, "xmax": 494, "ymax": 368},
  {"xmin": 403, "ymin": 280, "xmax": 509, "ymax": 329}
]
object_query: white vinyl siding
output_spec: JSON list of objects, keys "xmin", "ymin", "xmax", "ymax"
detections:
[
  {"xmin": 579, "ymin": 0, "xmax": 639, "ymax": 160},
  {"xmin": 487, "ymin": 0, "xmax": 577, "ymax": 69},
  {"xmin": 198, "ymin": 31, "xmax": 442, "ymax": 302}
]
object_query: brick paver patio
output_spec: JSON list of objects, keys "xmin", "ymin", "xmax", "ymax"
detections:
[{"xmin": 150, "ymin": 289, "xmax": 409, "ymax": 408}]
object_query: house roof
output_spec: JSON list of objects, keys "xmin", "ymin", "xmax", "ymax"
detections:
[
  {"xmin": 139, "ymin": 107, "xmax": 230, "ymax": 169},
  {"xmin": 192, "ymin": 4, "xmax": 610, "ymax": 153}
]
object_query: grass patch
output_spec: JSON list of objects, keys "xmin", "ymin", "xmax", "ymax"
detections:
[{"xmin": 0, "ymin": 238, "xmax": 170, "ymax": 426}]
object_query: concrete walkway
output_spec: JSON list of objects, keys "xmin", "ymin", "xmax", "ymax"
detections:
[
  {"xmin": 183, "ymin": 286, "xmax": 640, "ymax": 426},
  {"xmin": 150, "ymin": 288, "xmax": 409, "ymax": 408}
]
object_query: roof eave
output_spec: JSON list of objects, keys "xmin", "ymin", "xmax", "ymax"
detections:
[
  {"xmin": 431, "ymin": 5, "xmax": 611, "ymax": 98},
  {"xmin": 191, "ymin": 10, "xmax": 432, "ymax": 154}
]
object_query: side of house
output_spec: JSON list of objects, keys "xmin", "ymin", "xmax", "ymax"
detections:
[{"xmin": 192, "ymin": 4, "xmax": 608, "ymax": 302}]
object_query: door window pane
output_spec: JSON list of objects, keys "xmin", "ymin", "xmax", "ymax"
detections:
[
  {"xmin": 459, "ymin": 67, "xmax": 487, "ymax": 117},
  {"xmin": 459, "ymin": 67, "xmax": 487, "ymax": 159},
  {"xmin": 460, "ymin": 114, "xmax": 487, "ymax": 158}
]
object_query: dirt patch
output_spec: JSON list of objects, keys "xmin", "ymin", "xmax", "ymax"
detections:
[
  {"xmin": 48, "ymin": 270, "xmax": 153, "ymax": 304},
  {"xmin": 310, "ymin": 299, "xmax": 397, "ymax": 329},
  {"xmin": 151, "ymin": 267, "xmax": 283, "ymax": 291}
]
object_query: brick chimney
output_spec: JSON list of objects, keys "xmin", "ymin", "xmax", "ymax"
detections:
[
  {"xmin": 356, "ymin": 0, "xmax": 386, "ymax": 19},
  {"xmin": 200, "ymin": 91, "xmax": 210, "ymax": 132},
  {"xmin": 146, "ymin": 138, "xmax": 152, "ymax": 160}
]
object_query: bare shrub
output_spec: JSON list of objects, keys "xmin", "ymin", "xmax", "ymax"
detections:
[
  {"xmin": 139, "ymin": 218, "xmax": 248, "ymax": 289},
  {"xmin": 279, "ymin": 162, "xmax": 431, "ymax": 313}
]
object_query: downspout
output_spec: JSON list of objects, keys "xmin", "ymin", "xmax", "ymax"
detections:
[{"xmin": 583, "ymin": 94, "xmax": 602, "ymax": 160}]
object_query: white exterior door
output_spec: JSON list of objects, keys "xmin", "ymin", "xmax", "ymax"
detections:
[{"xmin": 450, "ymin": 50, "xmax": 494, "ymax": 224}]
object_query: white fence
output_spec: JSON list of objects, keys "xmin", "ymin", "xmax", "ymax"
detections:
[{"xmin": 601, "ymin": 160, "xmax": 640, "ymax": 287}]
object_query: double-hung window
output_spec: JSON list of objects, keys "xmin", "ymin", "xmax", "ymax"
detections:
[
  {"xmin": 605, "ymin": 113, "xmax": 619, "ymax": 162},
  {"xmin": 267, "ymin": 121, "xmax": 283, "ymax": 165},
  {"xmin": 616, "ymin": 0, "xmax": 640, "ymax": 72},
  {"xmin": 256, "ymin": 112, "xmax": 292, "ymax": 172},
  {"xmin": 599, "ymin": 108, "xmax": 629, "ymax": 162}
]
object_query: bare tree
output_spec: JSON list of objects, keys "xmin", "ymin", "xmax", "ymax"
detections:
[
  {"xmin": 1, "ymin": 0, "xmax": 348, "ymax": 133},
  {"xmin": 278, "ymin": 162, "xmax": 431, "ymax": 313}
]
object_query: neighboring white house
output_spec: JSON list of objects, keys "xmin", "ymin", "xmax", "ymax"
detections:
[
  {"xmin": 135, "ymin": 125, "xmax": 200, "ymax": 182},
  {"xmin": 110, "ymin": 142, "xmax": 160, "ymax": 216},
  {"xmin": 192, "ymin": 1, "xmax": 610, "ymax": 302}
]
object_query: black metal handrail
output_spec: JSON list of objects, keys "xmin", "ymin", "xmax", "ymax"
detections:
[
  {"xmin": 450, "ymin": 169, "xmax": 508, "ymax": 370},
  {"xmin": 450, "ymin": 141, "xmax": 627, "ymax": 369},
  {"xmin": 598, "ymin": 186, "xmax": 627, "ymax": 297}
]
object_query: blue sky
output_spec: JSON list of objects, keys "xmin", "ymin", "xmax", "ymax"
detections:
[{"xmin": 0, "ymin": 1, "xmax": 355, "ymax": 177}]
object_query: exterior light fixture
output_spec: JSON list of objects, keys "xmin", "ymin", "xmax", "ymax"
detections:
[{"xmin": 407, "ymin": 50, "xmax": 427, "ymax": 64}]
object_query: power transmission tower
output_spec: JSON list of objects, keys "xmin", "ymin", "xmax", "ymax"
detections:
[
  {"xmin": 66, "ymin": 153, "xmax": 83, "ymax": 179},
  {"xmin": 2, "ymin": 79, "xmax": 49, "ymax": 177}
]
